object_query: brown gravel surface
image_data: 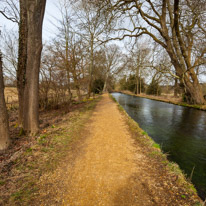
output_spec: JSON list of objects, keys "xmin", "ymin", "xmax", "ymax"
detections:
[
  {"xmin": 64, "ymin": 94, "xmax": 153, "ymax": 206},
  {"xmin": 36, "ymin": 94, "xmax": 201, "ymax": 206}
]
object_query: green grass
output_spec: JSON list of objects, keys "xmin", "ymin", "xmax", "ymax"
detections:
[
  {"xmin": 10, "ymin": 181, "xmax": 38, "ymax": 204},
  {"xmin": 181, "ymin": 194, "xmax": 186, "ymax": 199},
  {"xmin": 25, "ymin": 147, "xmax": 32, "ymax": 153},
  {"xmin": 37, "ymin": 134, "xmax": 47, "ymax": 145},
  {"xmin": 152, "ymin": 143, "xmax": 161, "ymax": 149},
  {"xmin": 142, "ymin": 131, "xmax": 148, "ymax": 135}
]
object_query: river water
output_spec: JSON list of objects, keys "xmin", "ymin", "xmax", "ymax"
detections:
[{"xmin": 112, "ymin": 92, "xmax": 206, "ymax": 199}]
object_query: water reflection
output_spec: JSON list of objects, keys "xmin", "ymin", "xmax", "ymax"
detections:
[{"xmin": 112, "ymin": 92, "xmax": 206, "ymax": 199}]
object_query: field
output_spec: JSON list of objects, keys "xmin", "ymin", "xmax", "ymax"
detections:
[
  {"xmin": 4, "ymin": 87, "xmax": 87, "ymax": 109},
  {"xmin": 4, "ymin": 87, "xmax": 18, "ymax": 108}
]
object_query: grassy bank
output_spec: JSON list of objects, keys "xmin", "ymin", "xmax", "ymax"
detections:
[
  {"xmin": 119, "ymin": 91, "xmax": 206, "ymax": 111},
  {"xmin": 109, "ymin": 94, "xmax": 203, "ymax": 206},
  {"xmin": 0, "ymin": 96, "xmax": 101, "ymax": 206}
]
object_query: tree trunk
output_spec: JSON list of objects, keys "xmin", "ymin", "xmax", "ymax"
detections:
[
  {"xmin": 173, "ymin": 0, "xmax": 205, "ymax": 105},
  {"xmin": 183, "ymin": 73, "xmax": 205, "ymax": 104},
  {"xmin": 72, "ymin": 70, "xmax": 81, "ymax": 101},
  {"xmin": 139, "ymin": 78, "xmax": 142, "ymax": 94},
  {"xmin": 23, "ymin": 0, "xmax": 46, "ymax": 135},
  {"xmin": 103, "ymin": 70, "xmax": 109, "ymax": 93},
  {"xmin": 65, "ymin": 37, "xmax": 72, "ymax": 103},
  {"xmin": 174, "ymin": 78, "xmax": 178, "ymax": 97},
  {"xmin": 0, "ymin": 54, "xmax": 10, "ymax": 151},
  {"xmin": 17, "ymin": 0, "xmax": 28, "ymax": 126},
  {"xmin": 76, "ymin": 85, "xmax": 81, "ymax": 101},
  {"xmin": 88, "ymin": 38, "xmax": 94, "ymax": 98},
  {"xmin": 135, "ymin": 77, "xmax": 139, "ymax": 95},
  {"xmin": 66, "ymin": 70, "xmax": 73, "ymax": 102},
  {"xmin": 135, "ymin": 66, "xmax": 140, "ymax": 94}
]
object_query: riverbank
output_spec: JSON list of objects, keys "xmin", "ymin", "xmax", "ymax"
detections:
[
  {"xmin": 109, "ymin": 94, "xmax": 203, "ymax": 205},
  {"xmin": 0, "ymin": 94, "xmax": 203, "ymax": 205},
  {"xmin": 119, "ymin": 90, "xmax": 206, "ymax": 111}
]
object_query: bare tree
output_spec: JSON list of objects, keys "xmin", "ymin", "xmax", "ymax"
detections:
[
  {"xmin": 73, "ymin": 0, "xmax": 112, "ymax": 97},
  {"xmin": 55, "ymin": 0, "xmax": 74, "ymax": 102},
  {"xmin": 0, "ymin": 0, "xmax": 27, "ymax": 126},
  {"xmin": 0, "ymin": 52, "xmax": 10, "ymax": 151},
  {"xmin": 103, "ymin": 44, "xmax": 122, "ymax": 92},
  {"xmin": 127, "ymin": 41, "xmax": 151, "ymax": 94},
  {"xmin": 102, "ymin": 0, "xmax": 206, "ymax": 104},
  {"xmin": 0, "ymin": 0, "xmax": 19, "ymax": 23},
  {"xmin": 1, "ymin": 29, "xmax": 18, "ymax": 82}
]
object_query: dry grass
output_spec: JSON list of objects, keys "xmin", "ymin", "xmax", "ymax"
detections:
[
  {"xmin": 4, "ymin": 87, "xmax": 18, "ymax": 105},
  {"xmin": 4, "ymin": 87, "xmax": 88, "ymax": 109}
]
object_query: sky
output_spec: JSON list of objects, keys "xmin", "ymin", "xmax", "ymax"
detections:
[{"xmin": 0, "ymin": 0, "xmax": 60, "ymax": 41}]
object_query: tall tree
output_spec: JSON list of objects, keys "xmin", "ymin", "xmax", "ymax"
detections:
[
  {"xmin": 127, "ymin": 41, "xmax": 151, "ymax": 94},
  {"xmin": 103, "ymin": 44, "xmax": 121, "ymax": 92},
  {"xmin": 17, "ymin": 0, "xmax": 27, "ymax": 126},
  {"xmin": 73, "ymin": 0, "xmax": 112, "ymax": 97},
  {"xmin": 103, "ymin": 0, "xmax": 206, "ymax": 104},
  {"xmin": 23, "ymin": 0, "xmax": 46, "ymax": 134},
  {"xmin": 56, "ymin": 0, "xmax": 73, "ymax": 102},
  {"xmin": 0, "ymin": 52, "xmax": 10, "ymax": 151}
]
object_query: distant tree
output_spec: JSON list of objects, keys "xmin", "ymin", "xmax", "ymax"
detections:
[
  {"xmin": 1, "ymin": 30, "xmax": 18, "ymax": 83},
  {"xmin": 146, "ymin": 80, "xmax": 161, "ymax": 96},
  {"xmin": 127, "ymin": 40, "xmax": 151, "ymax": 94},
  {"xmin": 103, "ymin": 44, "xmax": 121, "ymax": 92},
  {"xmin": 55, "ymin": 0, "xmax": 74, "ymax": 102},
  {"xmin": 72, "ymin": 0, "xmax": 112, "ymax": 97},
  {"xmin": 118, "ymin": 74, "xmax": 145, "ymax": 93},
  {"xmin": 92, "ymin": 78, "xmax": 104, "ymax": 94},
  {"xmin": 119, "ymin": 76, "xmax": 127, "ymax": 91},
  {"xmin": 127, "ymin": 75, "xmax": 136, "ymax": 93},
  {"xmin": 146, "ymin": 67, "xmax": 164, "ymax": 96}
]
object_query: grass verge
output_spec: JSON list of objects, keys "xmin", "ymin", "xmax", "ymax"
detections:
[{"xmin": 0, "ymin": 96, "xmax": 102, "ymax": 206}]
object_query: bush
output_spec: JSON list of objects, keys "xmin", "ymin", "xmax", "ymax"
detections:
[
  {"xmin": 146, "ymin": 80, "xmax": 161, "ymax": 95},
  {"xmin": 92, "ymin": 79, "xmax": 104, "ymax": 94}
]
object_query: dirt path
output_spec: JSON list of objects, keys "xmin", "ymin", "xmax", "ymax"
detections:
[
  {"xmin": 63, "ymin": 94, "xmax": 153, "ymax": 206},
  {"xmin": 65, "ymin": 95, "xmax": 149, "ymax": 206}
]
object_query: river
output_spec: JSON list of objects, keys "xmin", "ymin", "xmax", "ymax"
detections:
[{"xmin": 111, "ymin": 92, "xmax": 206, "ymax": 199}]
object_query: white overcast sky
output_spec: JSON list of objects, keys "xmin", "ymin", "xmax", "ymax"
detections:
[{"xmin": 0, "ymin": 0, "xmax": 61, "ymax": 41}]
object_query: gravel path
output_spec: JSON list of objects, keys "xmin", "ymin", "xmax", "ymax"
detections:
[{"xmin": 64, "ymin": 94, "xmax": 154, "ymax": 205}]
